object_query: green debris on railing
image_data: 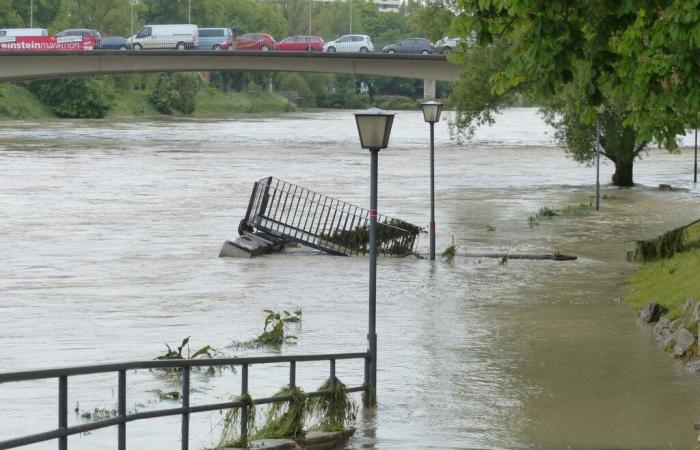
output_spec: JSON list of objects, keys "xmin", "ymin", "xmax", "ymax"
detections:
[{"xmin": 634, "ymin": 220, "xmax": 700, "ymax": 262}]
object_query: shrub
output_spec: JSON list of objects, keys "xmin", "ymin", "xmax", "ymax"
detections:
[{"xmin": 29, "ymin": 77, "xmax": 114, "ymax": 118}]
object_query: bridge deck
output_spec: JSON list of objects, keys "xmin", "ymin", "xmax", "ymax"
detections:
[{"xmin": 0, "ymin": 50, "xmax": 460, "ymax": 82}]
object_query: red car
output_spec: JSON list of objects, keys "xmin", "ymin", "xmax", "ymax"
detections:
[
  {"xmin": 220, "ymin": 37, "xmax": 234, "ymax": 50},
  {"xmin": 274, "ymin": 35, "xmax": 324, "ymax": 52},
  {"xmin": 234, "ymin": 33, "xmax": 275, "ymax": 51}
]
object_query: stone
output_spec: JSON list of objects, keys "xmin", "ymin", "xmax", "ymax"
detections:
[
  {"xmin": 638, "ymin": 302, "xmax": 665, "ymax": 324},
  {"xmin": 653, "ymin": 316, "xmax": 674, "ymax": 346},
  {"xmin": 659, "ymin": 184, "xmax": 674, "ymax": 191},
  {"xmin": 686, "ymin": 360, "xmax": 700, "ymax": 373},
  {"xmin": 673, "ymin": 327, "xmax": 696, "ymax": 358}
]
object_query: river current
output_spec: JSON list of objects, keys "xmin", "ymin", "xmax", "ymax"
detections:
[{"xmin": 1, "ymin": 108, "xmax": 700, "ymax": 449}]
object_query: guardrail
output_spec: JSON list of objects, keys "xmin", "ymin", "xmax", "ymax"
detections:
[
  {"xmin": 242, "ymin": 177, "xmax": 421, "ymax": 256},
  {"xmin": 0, "ymin": 352, "xmax": 370, "ymax": 450},
  {"xmin": 0, "ymin": 35, "xmax": 458, "ymax": 55}
]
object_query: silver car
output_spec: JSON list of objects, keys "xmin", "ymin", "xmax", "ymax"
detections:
[{"xmin": 324, "ymin": 35, "xmax": 373, "ymax": 53}]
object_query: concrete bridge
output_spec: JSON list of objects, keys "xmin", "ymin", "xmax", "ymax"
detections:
[{"xmin": 0, "ymin": 51, "xmax": 460, "ymax": 98}]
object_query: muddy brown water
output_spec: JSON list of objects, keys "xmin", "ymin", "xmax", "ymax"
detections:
[{"xmin": 1, "ymin": 109, "xmax": 699, "ymax": 449}]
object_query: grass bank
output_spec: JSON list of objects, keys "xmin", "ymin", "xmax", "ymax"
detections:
[
  {"xmin": 626, "ymin": 247, "xmax": 700, "ymax": 319},
  {"xmin": 0, "ymin": 84, "xmax": 295, "ymax": 120},
  {"xmin": 0, "ymin": 84, "xmax": 54, "ymax": 120},
  {"xmin": 109, "ymin": 86, "xmax": 295, "ymax": 118}
]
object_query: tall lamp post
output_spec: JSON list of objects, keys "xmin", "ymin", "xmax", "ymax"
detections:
[
  {"xmin": 421, "ymin": 100, "xmax": 443, "ymax": 260},
  {"xmin": 355, "ymin": 108, "xmax": 394, "ymax": 407},
  {"xmin": 30, "ymin": 0, "xmax": 33, "ymax": 28}
]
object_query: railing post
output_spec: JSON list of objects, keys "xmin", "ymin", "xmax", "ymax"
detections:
[
  {"xmin": 181, "ymin": 366, "xmax": 190, "ymax": 450},
  {"xmin": 118, "ymin": 370, "xmax": 126, "ymax": 450},
  {"xmin": 363, "ymin": 356, "xmax": 370, "ymax": 408},
  {"xmin": 329, "ymin": 359, "xmax": 336, "ymax": 387},
  {"xmin": 58, "ymin": 375, "xmax": 67, "ymax": 450},
  {"xmin": 289, "ymin": 361, "xmax": 296, "ymax": 388},
  {"xmin": 241, "ymin": 363, "xmax": 249, "ymax": 444}
]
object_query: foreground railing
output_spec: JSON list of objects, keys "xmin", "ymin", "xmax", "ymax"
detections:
[{"xmin": 0, "ymin": 352, "xmax": 369, "ymax": 450}]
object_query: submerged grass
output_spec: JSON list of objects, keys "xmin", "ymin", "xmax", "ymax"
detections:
[
  {"xmin": 306, "ymin": 378, "xmax": 358, "ymax": 432},
  {"xmin": 442, "ymin": 245, "xmax": 456, "ymax": 263},
  {"xmin": 634, "ymin": 220, "xmax": 700, "ymax": 262},
  {"xmin": 527, "ymin": 201, "xmax": 593, "ymax": 227},
  {"xmin": 213, "ymin": 393, "xmax": 256, "ymax": 449},
  {"xmin": 625, "ymin": 247, "xmax": 700, "ymax": 319},
  {"xmin": 253, "ymin": 386, "xmax": 306, "ymax": 440}
]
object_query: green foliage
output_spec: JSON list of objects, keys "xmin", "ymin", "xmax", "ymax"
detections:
[
  {"xmin": 0, "ymin": 84, "xmax": 54, "ymax": 120},
  {"xmin": 253, "ymin": 386, "xmax": 306, "ymax": 440},
  {"xmin": 255, "ymin": 310, "xmax": 300, "ymax": 346},
  {"xmin": 149, "ymin": 73, "xmax": 203, "ymax": 115},
  {"xmin": 527, "ymin": 203, "xmax": 592, "ymax": 227},
  {"xmin": 442, "ymin": 245, "xmax": 456, "ymax": 263},
  {"xmin": 306, "ymin": 378, "xmax": 357, "ymax": 432},
  {"xmin": 29, "ymin": 78, "xmax": 114, "ymax": 118},
  {"xmin": 153, "ymin": 336, "xmax": 219, "ymax": 377},
  {"xmin": 320, "ymin": 218, "xmax": 421, "ymax": 256},
  {"xmin": 453, "ymin": 0, "xmax": 700, "ymax": 150}
]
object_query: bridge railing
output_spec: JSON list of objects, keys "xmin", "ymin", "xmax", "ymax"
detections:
[{"xmin": 0, "ymin": 352, "xmax": 369, "ymax": 450}]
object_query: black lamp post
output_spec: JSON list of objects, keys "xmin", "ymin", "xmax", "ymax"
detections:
[
  {"xmin": 421, "ymin": 100, "xmax": 443, "ymax": 260},
  {"xmin": 354, "ymin": 108, "xmax": 394, "ymax": 406}
]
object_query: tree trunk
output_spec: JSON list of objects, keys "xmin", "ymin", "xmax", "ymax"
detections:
[{"xmin": 612, "ymin": 157, "xmax": 634, "ymax": 186}]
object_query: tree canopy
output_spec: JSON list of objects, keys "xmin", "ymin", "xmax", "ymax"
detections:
[{"xmin": 453, "ymin": 0, "xmax": 700, "ymax": 148}]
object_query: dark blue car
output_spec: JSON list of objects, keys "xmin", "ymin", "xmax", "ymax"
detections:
[{"xmin": 97, "ymin": 36, "xmax": 128, "ymax": 50}]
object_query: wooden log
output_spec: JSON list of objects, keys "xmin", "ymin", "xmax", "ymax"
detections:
[{"xmin": 463, "ymin": 253, "xmax": 577, "ymax": 261}]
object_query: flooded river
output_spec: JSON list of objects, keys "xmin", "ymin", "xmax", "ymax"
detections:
[{"xmin": 1, "ymin": 108, "xmax": 700, "ymax": 449}]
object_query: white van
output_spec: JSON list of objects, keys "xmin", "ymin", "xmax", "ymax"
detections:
[
  {"xmin": 0, "ymin": 28, "xmax": 49, "ymax": 37},
  {"xmin": 127, "ymin": 24, "xmax": 198, "ymax": 50}
]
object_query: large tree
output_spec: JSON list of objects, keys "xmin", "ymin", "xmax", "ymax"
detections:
[
  {"xmin": 450, "ymin": 0, "xmax": 700, "ymax": 185},
  {"xmin": 453, "ymin": 0, "xmax": 700, "ymax": 147}
]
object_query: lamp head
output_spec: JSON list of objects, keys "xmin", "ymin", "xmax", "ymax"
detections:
[
  {"xmin": 421, "ymin": 99, "xmax": 443, "ymax": 123},
  {"xmin": 355, "ymin": 108, "xmax": 395, "ymax": 150}
]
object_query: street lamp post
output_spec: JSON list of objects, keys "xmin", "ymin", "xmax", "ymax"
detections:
[
  {"xmin": 421, "ymin": 100, "xmax": 443, "ymax": 261},
  {"xmin": 595, "ymin": 119, "xmax": 601, "ymax": 211},
  {"xmin": 188, "ymin": 0, "xmax": 192, "ymax": 24},
  {"xmin": 30, "ymin": 0, "xmax": 33, "ymax": 28},
  {"xmin": 354, "ymin": 108, "xmax": 395, "ymax": 407}
]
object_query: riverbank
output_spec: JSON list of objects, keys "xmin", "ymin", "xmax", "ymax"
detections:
[
  {"xmin": 0, "ymin": 84, "xmax": 296, "ymax": 120},
  {"xmin": 0, "ymin": 83, "xmax": 426, "ymax": 121},
  {"xmin": 627, "ymin": 221, "xmax": 700, "ymax": 369}
]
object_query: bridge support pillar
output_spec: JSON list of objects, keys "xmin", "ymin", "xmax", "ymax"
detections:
[{"xmin": 423, "ymin": 79, "xmax": 436, "ymax": 100}]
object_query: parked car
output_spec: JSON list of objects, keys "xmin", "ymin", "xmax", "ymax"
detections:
[
  {"xmin": 197, "ymin": 28, "xmax": 234, "ymax": 50},
  {"xmin": 382, "ymin": 38, "xmax": 433, "ymax": 55},
  {"xmin": 324, "ymin": 35, "xmax": 373, "ymax": 53},
  {"xmin": 234, "ymin": 33, "xmax": 275, "ymax": 51},
  {"xmin": 435, "ymin": 37, "xmax": 462, "ymax": 54},
  {"xmin": 127, "ymin": 24, "xmax": 198, "ymax": 50},
  {"xmin": 274, "ymin": 35, "xmax": 324, "ymax": 52},
  {"xmin": 57, "ymin": 28, "xmax": 102, "ymax": 46},
  {"xmin": 0, "ymin": 28, "xmax": 48, "ymax": 37},
  {"xmin": 96, "ymin": 36, "xmax": 128, "ymax": 50}
]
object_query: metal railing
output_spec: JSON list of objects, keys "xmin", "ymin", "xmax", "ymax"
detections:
[
  {"xmin": 242, "ymin": 176, "xmax": 421, "ymax": 256},
  {"xmin": 0, "ymin": 352, "xmax": 369, "ymax": 450}
]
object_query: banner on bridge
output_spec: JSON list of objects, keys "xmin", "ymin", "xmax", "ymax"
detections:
[{"xmin": 0, "ymin": 35, "xmax": 94, "ymax": 52}]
